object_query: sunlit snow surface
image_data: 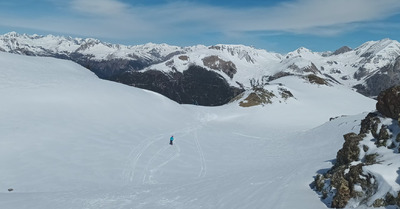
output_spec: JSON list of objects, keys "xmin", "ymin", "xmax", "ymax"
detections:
[{"xmin": 0, "ymin": 52, "xmax": 376, "ymax": 208}]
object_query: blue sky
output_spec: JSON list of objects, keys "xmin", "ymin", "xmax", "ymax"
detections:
[{"xmin": 1, "ymin": 0, "xmax": 400, "ymax": 53}]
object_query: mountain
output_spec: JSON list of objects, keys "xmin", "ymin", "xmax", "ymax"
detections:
[
  {"xmin": 0, "ymin": 51, "xmax": 376, "ymax": 209},
  {"xmin": 1, "ymin": 32, "xmax": 400, "ymax": 105},
  {"xmin": 0, "ymin": 32, "xmax": 184, "ymax": 78}
]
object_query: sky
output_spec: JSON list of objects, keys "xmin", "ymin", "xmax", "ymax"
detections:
[{"xmin": 0, "ymin": 0, "xmax": 400, "ymax": 53}]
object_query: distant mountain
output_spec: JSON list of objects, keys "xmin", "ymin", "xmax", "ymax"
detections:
[
  {"xmin": 1, "ymin": 32, "xmax": 400, "ymax": 105},
  {"xmin": 0, "ymin": 32, "xmax": 184, "ymax": 78}
]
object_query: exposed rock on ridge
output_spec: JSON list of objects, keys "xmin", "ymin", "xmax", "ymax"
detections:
[
  {"xmin": 313, "ymin": 86, "xmax": 400, "ymax": 208},
  {"xmin": 332, "ymin": 46, "xmax": 352, "ymax": 55}
]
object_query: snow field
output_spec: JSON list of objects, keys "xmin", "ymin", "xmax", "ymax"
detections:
[{"xmin": 0, "ymin": 52, "xmax": 377, "ymax": 208}]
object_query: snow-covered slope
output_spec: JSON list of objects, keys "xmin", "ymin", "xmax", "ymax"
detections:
[{"xmin": 0, "ymin": 51, "xmax": 377, "ymax": 208}]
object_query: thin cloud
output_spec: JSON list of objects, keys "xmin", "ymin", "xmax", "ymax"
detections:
[
  {"xmin": 1, "ymin": 0, "xmax": 400, "ymax": 41},
  {"xmin": 70, "ymin": 0, "xmax": 130, "ymax": 17},
  {"xmin": 177, "ymin": 0, "xmax": 400, "ymax": 34}
]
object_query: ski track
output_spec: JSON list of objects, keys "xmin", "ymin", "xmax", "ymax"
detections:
[
  {"xmin": 142, "ymin": 145, "xmax": 170, "ymax": 184},
  {"xmin": 125, "ymin": 134, "xmax": 165, "ymax": 183},
  {"xmin": 232, "ymin": 132, "xmax": 263, "ymax": 140},
  {"xmin": 124, "ymin": 125, "xmax": 206, "ymax": 185},
  {"xmin": 194, "ymin": 128, "xmax": 207, "ymax": 178},
  {"xmin": 148, "ymin": 144, "xmax": 181, "ymax": 184}
]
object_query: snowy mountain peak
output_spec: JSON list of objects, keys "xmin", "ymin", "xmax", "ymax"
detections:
[
  {"xmin": 0, "ymin": 32, "xmax": 184, "ymax": 61},
  {"xmin": 355, "ymin": 38, "xmax": 400, "ymax": 58},
  {"xmin": 296, "ymin": 47, "xmax": 312, "ymax": 53},
  {"xmin": 207, "ymin": 44, "xmax": 261, "ymax": 63},
  {"xmin": 332, "ymin": 46, "xmax": 352, "ymax": 55},
  {"xmin": 285, "ymin": 47, "xmax": 316, "ymax": 59},
  {"xmin": 4, "ymin": 31, "xmax": 16, "ymax": 37}
]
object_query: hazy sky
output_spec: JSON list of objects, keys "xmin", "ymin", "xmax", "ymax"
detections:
[{"xmin": 1, "ymin": 0, "xmax": 400, "ymax": 53}]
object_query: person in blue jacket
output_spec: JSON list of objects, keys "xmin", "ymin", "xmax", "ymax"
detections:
[{"xmin": 170, "ymin": 135, "xmax": 174, "ymax": 145}]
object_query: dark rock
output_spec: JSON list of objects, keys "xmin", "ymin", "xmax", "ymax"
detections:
[
  {"xmin": 323, "ymin": 73, "xmax": 342, "ymax": 84},
  {"xmin": 364, "ymin": 153, "xmax": 379, "ymax": 165},
  {"xmin": 359, "ymin": 112, "xmax": 381, "ymax": 137},
  {"xmin": 303, "ymin": 63, "xmax": 321, "ymax": 74},
  {"xmin": 267, "ymin": 72, "xmax": 293, "ymax": 82},
  {"xmin": 347, "ymin": 164, "xmax": 366, "ymax": 197},
  {"xmin": 376, "ymin": 85, "xmax": 400, "ymax": 119},
  {"xmin": 388, "ymin": 142, "xmax": 396, "ymax": 149},
  {"xmin": 355, "ymin": 56, "xmax": 400, "ymax": 97},
  {"xmin": 202, "ymin": 55, "xmax": 237, "ymax": 79},
  {"xmin": 304, "ymin": 74, "xmax": 329, "ymax": 85},
  {"xmin": 332, "ymin": 46, "xmax": 352, "ymax": 55},
  {"xmin": 113, "ymin": 65, "xmax": 244, "ymax": 106},
  {"xmin": 379, "ymin": 125, "xmax": 390, "ymax": 140},
  {"xmin": 353, "ymin": 67, "xmax": 369, "ymax": 81},
  {"xmin": 178, "ymin": 55, "xmax": 189, "ymax": 61},
  {"xmin": 335, "ymin": 133, "xmax": 362, "ymax": 166},
  {"xmin": 238, "ymin": 90, "xmax": 275, "ymax": 107},
  {"xmin": 373, "ymin": 198, "xmax": 385, "ymax": 207},
  {"xmin": 332, "ymin": 181, "xmax": 351, "ymax": 208},
  {"xmin": 314, "ymin": 174, "xmax": 325, "ymax": 192},
  {"xmin": 371, "ymin": 193, "xmax": 399, "ymax": 209},
  {"xmin": 314, "ymin": 111, "xmax": 393, "ymax": 208},
  {"xmin": 363, "ymin": 145, "xmax": 369, "ymax": 152},
  {"xmin": 330, "ymin": 163, "xmax": 377, "ymax": 208},
  {"xmin": 278, "ymin": 88, "xmax": 294, "ymax": 100},
  {"xmin": 329, "ymin": 165, "xmax": 347, "ymax": 189},
  {"xmin": 376, "ymin": 125, "xmax": 390, "ymax": 147}
]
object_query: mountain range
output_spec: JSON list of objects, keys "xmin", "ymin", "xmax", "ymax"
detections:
[{"xmin": 1, "ymin": 32, "xmax": 400, "ymax": 105}]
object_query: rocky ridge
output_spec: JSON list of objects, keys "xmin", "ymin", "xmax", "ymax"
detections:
[{"xmin": 313, "ymin": 86, "xmax": 400, "ymax": 208}]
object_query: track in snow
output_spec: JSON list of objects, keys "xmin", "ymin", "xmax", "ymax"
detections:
[
  {"xmin": 123, "ymin": 134, "xmax": 165, "ymax": 183},
  {"xmin": 194, "ymin": 128, "xmax": 207, "ymax": 178}
]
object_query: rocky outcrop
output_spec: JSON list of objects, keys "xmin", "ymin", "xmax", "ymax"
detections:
[
  {"xmin": 313, "ymin": 86, "xmax": 400, "ymax": 208},
  {"xmin": 231, "ymin": 83, "xmax": 294, "ymax": 107},
  {"xmin": 335, "ymin": 133, "xmax": 362, "ymax": 166},
  {"xmin": 359, "ymin": 112, "xmax": 381, "ymax": 136},
  {"xmin": 332, "ymin": 46, "xmax": 352, "ymax": 56},
  {"xmin": 113, "ymin": 65, "xmax": 243, "ymax": 106},
  {"xmin": 237, "ymin": 89, "xmax": 275, "ymax": 107},
  {"xmin": 202, "ymin": 55, "xmax": 237, "ymax": 79},
  {"xmin": 376, "ymin": 85, "xmax": 400, "ymax": 119},
  {"xmin": 304, "ymin": 74, "xmax": 329, "ymax": 85},
  {"xmin": 313, "ymin": 114, "xmax": 380, "ymax": 208}
]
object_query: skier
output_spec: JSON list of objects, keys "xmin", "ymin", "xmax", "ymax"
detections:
[{"xmin": 170, "ymin": 135, "xmax": 174, "ymax": 145}]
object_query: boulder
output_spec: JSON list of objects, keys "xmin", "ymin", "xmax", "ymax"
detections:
[
  {"xmin": 335, "ymin": 133, "xmax": 363, "ymax": 166},
  {"xmin": 376, "ymin": 85, "xmax": 400, "ymax": 119},
  {"xmin": 359, "ymin": 112, "xmax": 380, "ymax": 137}
]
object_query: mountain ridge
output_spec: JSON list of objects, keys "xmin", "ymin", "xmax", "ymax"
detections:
[{"xmin": 1, "ymin": 32, "xmax": 400, "ymax": 105}]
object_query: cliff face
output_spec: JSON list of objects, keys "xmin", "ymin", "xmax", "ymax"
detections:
[{"xmin": 113, "ymin": 65, "xmax": 244, "ymax": 106}]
